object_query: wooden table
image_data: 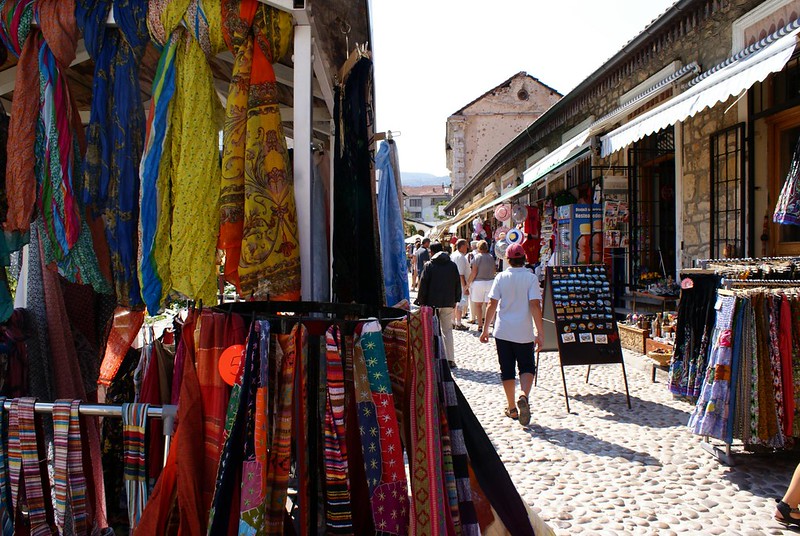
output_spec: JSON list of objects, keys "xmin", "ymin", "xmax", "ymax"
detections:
[{"xmin": 631, "ymin": 291, "xmax": 678, "ymax": 313}]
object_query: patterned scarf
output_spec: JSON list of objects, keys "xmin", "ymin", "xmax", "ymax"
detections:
[
  {"xmin": 218, "ymin": 0, "xmax": 299, "ymax": 300},
  {"xmin": 263, "ymin": 325, "xmax": 300, "ymax": 534},
  {"xmin": 75, "ymin": 0, "xmax": 149, "ymax": 307},
  {"xmin": 408, "ymin": 307, "xmax": 447, "ymax": 535},
  {"xmin": 98, "ymin": 307, "xmax": 146, "ymax": 387},
  {"xmin": 0, "ymin": 398, "xmax": 12, "ymax": 536},
  {"xmin": 8, "ymin": 398, "xmax": 53, "ymax": 535},
  {"xmin": 382, "ymin": 320, "xmax": 410, "ymax": 451},
  {"xmin": 53, "ymin": 400, "xmax": 86, "ymax": 535},
  {"xmin": 323, "ymin": 326, "xmax": 352, "ymax": 533},
  {"xmin": 376, "ymin": 141, "xmax": 410, "ymax": 307},
  {"xmin": 122, "ymin": 403, "xmax": 150, "ymax": 531},
  {"xmin": 139, "ymin": 0, "xmax": 225, "ymax": 314},
  {"xmin": 0, "ymin": 0, "xmax": 108, "ymax": 292},
  {"xmin": 354, "ymin": 321, "xmax": 409, "ymax": 535}
]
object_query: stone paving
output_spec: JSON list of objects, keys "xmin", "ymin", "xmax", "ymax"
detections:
[{"xmin": 449, "ymin": 326, "xmax": 800, "ymax": 535}]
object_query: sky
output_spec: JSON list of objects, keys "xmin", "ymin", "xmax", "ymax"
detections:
[{"xmin": 371, "ymin": 0, "xmax": 677, "ymax": 179}]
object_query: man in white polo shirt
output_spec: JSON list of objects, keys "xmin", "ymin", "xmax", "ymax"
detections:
[{"xmin": 479, "ymin": 243, "xmax": 544, "ymax": 426}]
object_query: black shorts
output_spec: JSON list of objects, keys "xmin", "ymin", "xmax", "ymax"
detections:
[{"xmin": 495, "ymin": 338, "xmax": 536, "ymax": 381}]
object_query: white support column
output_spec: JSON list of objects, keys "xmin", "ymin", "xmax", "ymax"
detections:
[
  {"xmin": 293, "ymin": 23, "xmax": 313, "ymax": 301},
  {"xmin": 675, "ymin": 122, "xmax": 684, "ymax": 275}
]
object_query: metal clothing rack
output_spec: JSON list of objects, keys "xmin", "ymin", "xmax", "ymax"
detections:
[{"xmin": 1, "ymin": 400, "xmax": 178, "ymax": 460}]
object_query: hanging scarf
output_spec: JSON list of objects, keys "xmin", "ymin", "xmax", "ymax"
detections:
[
  {"xmin": 376, "ymin": 141, "xmax": 410, "ymax": 308},
  {"xmin": 263, "ymin": 325, "xmax": 300, "ymax": 534},
  {"xmin": 354, "ymin": 321, "xmax": 409, "ymax": 535},
  {"xmin": 8, "ymin": 398, "xmax": 54, "ymax": 535},
  {"xmin": 0, "ymin": 0, "xmax": 109, "ymax": 292},
  {"xmin": 0, "ymin": 398, "xmax": 12, "ymax": 536},
  {"xmin": 323, "ymin": 326, "xmax": 352, "ymax": 533},
  {"xmin": 408, "ymin": 307, "xmax": 447, "ymax": 536},
  {"xmin": 76, "ymin": 0, "xmax": 149, "ymax": 307},
  {"xmin": 139, "ymin": 0, "xmax": 225, "ymax": 314},
  {"xmin": 53, "ymin": 399, "xmax": 87, "ymax": 535},
  {"xmin": 122, "ymin": 403, "xmax": 150, "ymax": 531},
  {"xmin": 217, "ymin": 0, "xmax": 299, "ymax": 299}
]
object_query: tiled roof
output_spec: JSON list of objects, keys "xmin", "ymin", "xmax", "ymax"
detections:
[{"xmin": 402, "ymin": 185, "xmax": 450, "ymax": 197}]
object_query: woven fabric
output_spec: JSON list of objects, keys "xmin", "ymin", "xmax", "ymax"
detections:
[
  {"xmin": 9, "ymin": 398, "xmax": 52, "ymax": 535},
  {"xmin": 122, "ymin": 403, "xmax": 150, "ymax": 531},
  {"xmin": 382, "ymin": 320, "xmax": 410, "ymax": 451},
  {"xmin": 98, "ymin": 307, "xmax": 146, "ymax": 387},
  {"xmin": 218, "ymin": 0, "xmax": 299, "ymax": 299},
  {"xmin": 263, "ymin": 325, "xmax": 300, "ymax": 535},
  {"xmin": 780, "ymin": 295, "xmax": 794, "ymax": 435},
  {"xmin": 139, "ymin": 0, "xmax": 225, "ymax": 314},
  {"xmin": 409, "ymin": 308, "xmax": 447, "ymax": 535},
  {"xmin": 53, "ymin": 400, "xmax": 87, "ymax": 535},
  {"xmin": 353, "ymin": 321, "xmax": 409, "ymax": 535},
  {"xmin": 323, "ymin": 326, "xmax": 352, "ymax": 533},
  {"xmin": 75, "ymin": 0, "xmax": 149, "ymax": 307},
  {"xmin": 0, "ymin": 398, "xmax": 12, "ymax": 536}
]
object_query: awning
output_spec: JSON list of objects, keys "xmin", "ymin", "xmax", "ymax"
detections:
[
  {"xmin": 601, "ymin": 27, "xmax": 800, "ymax": 157},
  {"xmin": 522, "ymin": 128, "xmax": 592, "ymax": 185}
]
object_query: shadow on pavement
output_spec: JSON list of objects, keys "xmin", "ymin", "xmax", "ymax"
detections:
[
  {"xmin": 451, "ymin": 367, "xmax": 500, "ymax": 386},
  {"xmin": 525, "ymin": 424, "xmax": 663, "ymax": 467},
  {"xmin": 717, "ymin": 450, "xmax": 800, "ymax": 501},
  {"xmin": 570, "ymin": 393, "xmax": 691, "ymax": 429}
]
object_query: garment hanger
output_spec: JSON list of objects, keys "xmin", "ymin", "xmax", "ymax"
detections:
[{"xmin": 338, "ymin": 42, "xmax": 371, "ymax": 85}]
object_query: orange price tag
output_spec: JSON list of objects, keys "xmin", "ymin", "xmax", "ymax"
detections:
[{"xmin": 219, "ymin": 344, "xmax": 245, "ymax": 386}]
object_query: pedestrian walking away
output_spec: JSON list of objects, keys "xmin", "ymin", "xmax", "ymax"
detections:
[
  {"xmin": 415, "ymin": 241, "xmax": 461, "ymax": 369},
  {"xmin": 451, "ymin": 238, "xmax": 470, "ymax": 330},
  {"xmin": 479, "ymin": 242, "xmax": 544, "ymax": 426},
  {"xmin": 412, "ymin": 238, "xmax": 429, "ymax": 291}
]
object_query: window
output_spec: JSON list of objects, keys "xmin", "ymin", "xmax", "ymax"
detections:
[
  {"xmin": 409, "ymin": 198, "xmax": 422, "ymax": 207},
  {"xmin": 710, "ymin": 123, "xmax": 745, "ymax": 258}
]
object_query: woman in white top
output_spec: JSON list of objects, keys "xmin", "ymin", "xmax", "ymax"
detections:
[{"xmin": 465, "ymin": 240, "xmax": 496, "ymax": 331}]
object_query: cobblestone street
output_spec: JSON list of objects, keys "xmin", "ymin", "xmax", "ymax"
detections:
[{"xmin": 449, "ymin": 326, "xmax": 800, "ymax": 535}]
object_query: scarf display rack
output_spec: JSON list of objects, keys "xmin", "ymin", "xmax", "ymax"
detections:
[{"xmin": 688, "ymin": 277, "xmax": 800, "ymax": 466}]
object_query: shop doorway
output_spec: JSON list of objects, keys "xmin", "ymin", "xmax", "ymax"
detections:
[
  {"xmin": 767, "ymin": 106, "xmax": 800, "ymax": 255},
  {"xmin": 628, "ymin": 129, "xmax": 676, "ymax": 287}
]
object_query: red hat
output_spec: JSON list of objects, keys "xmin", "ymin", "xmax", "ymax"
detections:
[{"xmin": 505, "ymin": 243, "xmax": 526, "ymax": 259}]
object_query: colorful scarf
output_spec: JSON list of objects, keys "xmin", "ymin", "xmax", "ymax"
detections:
[
  {"xmin": 219, "ymin": 0, "xmax": 299, "ymax": 299},
  {"xmin": 382, "ymin": 320, "xmax": 410, "ymax": 450},
  {"xmin": 323, "ymin": 326, "xmax": 352, "ymax": 533},
  {"xmin": 8, "ymin": 398, "xmax": 53, "ymax": 535},
  {"xmin": 376, "ymin": 141, "xmax": 410, "ymax": 307},
  {"xmin": 139, "ymin": 0, "xmax": 225, "ymax": 314},
  {"xmin": 354, "ymin": 321, "xmax": 409, "ymax": 535},
  {"xmin": 122, "ymin": 403, "xmax": 150, "ymax": 531},
  {"xmin": 53, "ymin": 399, "xmax": 86, "ymax": 535},
  {"xmin": 0, "ymin": 0, "xmax": 108, "ymax": 292},
  {"xmin": 98, "ymin": 307, "xmax": 146, "ymax": 387},
  {"xmin": 263, "ymin": 325, "xmax": 300, "ymax": 534},
  {"xmin": 0, "ymin": 398, "xmax": 12, "ymax": 536},
  {"xmin": 408, "ymin": 308, "xmax": 447, "ymax": 535},
  {"xmin": 76, "ymin": 0, "xmax": 149, "ymax": 307}
]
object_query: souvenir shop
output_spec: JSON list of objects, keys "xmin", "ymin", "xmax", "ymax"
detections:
[{"xmin": 0, "ymin": 1, "xmax": 550, "ymax": 535}]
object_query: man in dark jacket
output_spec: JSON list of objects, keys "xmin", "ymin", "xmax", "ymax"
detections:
[{"xmin": 415, "ymin": 241, "xmax": 461, "ymax": 368}]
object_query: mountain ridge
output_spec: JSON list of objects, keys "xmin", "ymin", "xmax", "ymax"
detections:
[{"xmin": 401, "ymin": 172, "xmax": 451, "ymax": 187}]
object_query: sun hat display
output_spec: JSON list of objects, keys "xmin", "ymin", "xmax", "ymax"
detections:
[
  {"xmin": 511, "ymin": 204, "xmax": 528, "ymax": 223},
  {"xmin": 506, "ymin": 228, "xmax": 524, "ymax": 244},
  {"xmin": 494, "ymin": 203, "xmax": 511, "ymax": 222}
]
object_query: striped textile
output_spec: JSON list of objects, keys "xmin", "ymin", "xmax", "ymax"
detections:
[
  {"xmin": 8, "ymin": 397, "xmax": 52, "ymax": 535},
  {"xmin": 382, "ymin": 321, "xmax": 410, "ymax": 450},
  {"xmin": 53, "ymin": 400, "xmax": 87, "ymax": 535},
  {"xmin": 0, "ymin": 397, "xmax": 12, "ymax": 536},
  {"xmin": 264, "ymin": 325, "xmax": 300, "ymax": 534},
  {"xmin": 436, "ymin": 347, "xmax": 480, "ymax": 535},
  {"xmin": 408, "ymin": 307, "xmax": 447, "ymax": 536},
  {"xmin": 354, "ymin": 321, "xmax": 409, "ymax": 535},
  {"xmin": 122, "ymin": 403, "xmax": 150, "ymax": 531},
  {"xmin": 323, "ymin": 326, "xmax": 352, "ymax": 533}
]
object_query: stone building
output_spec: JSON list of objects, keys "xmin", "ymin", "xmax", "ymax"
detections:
[
  {"xmin": 402, "ymin": 185, "xmax": 451, "ymax": 224},
  {"xmin": 443, "ymin": 0, "xmax": 800, "ymax": 294},
  {"xmin": 445, "ymin": 72, "xmax": 561, "ymax": 194}
]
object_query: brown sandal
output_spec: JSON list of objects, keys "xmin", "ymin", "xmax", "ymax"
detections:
[{"xmin": 504, "ymin": 407, "xmax": 518, "ymax": 420}]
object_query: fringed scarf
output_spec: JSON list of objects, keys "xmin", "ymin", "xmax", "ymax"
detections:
[
  {"xmin": 0, "ymin": 398, "xmax": 11, "ymax": 536},
  {"xmin": 354, "ymin": 321, "xmax": 409, "ymax": 535},
  {"xmin": 408, "ymin": 307, "xmax": 447, "ymax": 535},
  {"xmin": 122, "ymin": 403, "xmax": 150, "ymax": 532},
  {"xmin": 324, "ymin": 326, "xmax": 352, "ymax": 533},
  {"xmin": 139, "ymin": 0, "xmax": 224, "ymax": 314},
  {"xmin": 53, "ymin": 399, "xmax": 87, "ymax": 535},
  {"xmin": 218, "ymin": 0, "xmax": 299, "ymax": 300},
  {"xmin": 0, "ymin": 0, "xmax": 108, "ymax": 292},
  {"xmin": 76, "ymin": 0, "xmax": 149, "ymax": 307}
]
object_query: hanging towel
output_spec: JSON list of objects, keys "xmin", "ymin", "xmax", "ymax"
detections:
[
  {"xmin": 218, "ymin": 0, "xmax": 299, "ymax": 299},
  {"xmin": 0, "ymin": 0, "xmax": 109, "ymax": 292},
  {"xmin": 376, "ymin": 141, "xmax": 410, "ymax": 308},
  {"xmin": 76, "ymin": 0, "xmax": 149, "ymax": 307},
  {"xmin": 53, "ymin": 400, "xmax": 87, "ymax": 535},
  {"xmin": 139, "ymin": 0, "xmax": 225, "ymax": 314}
]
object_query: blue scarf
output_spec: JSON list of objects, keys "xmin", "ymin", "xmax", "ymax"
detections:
[
  {"xmin": 76, "ymin": 0, "xmax": 149, "ymax": 307},
  {"xmin": 376, "ymin": 141, "xmax": 410, "ymax": 307}
]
